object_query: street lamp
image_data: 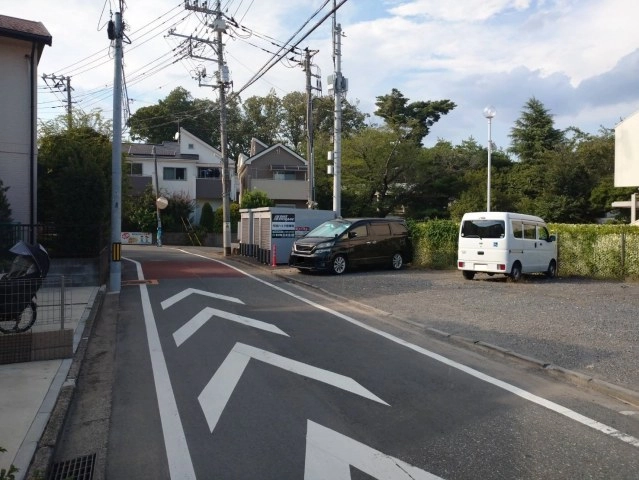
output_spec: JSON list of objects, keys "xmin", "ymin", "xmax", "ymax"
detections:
[
  {"xmin": 483, "ymin": 105, "xmax": 496, "ymax": 212},
  {"xmin": 152, "ymin": 146, "xmax": 166, "ymax": 247}
]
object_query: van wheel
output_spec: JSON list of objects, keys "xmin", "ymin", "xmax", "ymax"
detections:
[
  {"xmin": 462, "ymin": 271, "xmax": 475, "ymax": 280},
  {"xmin": 546, "ymin": 260, "xmax": 557, "ymax": 278},
  {"xmin": 391, "ymin": 253, "xmax": 404, "ymax": 270},
  {"xmin": 509, "ymin": 263, "xmax": 522, "ymax": 282},
  {"xmin": 330, "ymin": 254, "xmax": 347, "ymax": 275}
]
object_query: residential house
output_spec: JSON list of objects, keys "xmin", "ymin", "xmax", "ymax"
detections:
[
  {"xmin": 237, "ymin": 138, "xmax": 309, "ymax": 209},
  {"xmin": 124, "ymin": 127, "xmax": 237, "ymax": 224},
  {"xmin": 0, "ymin": 14, "xmax": 51, "ymax": 226}
]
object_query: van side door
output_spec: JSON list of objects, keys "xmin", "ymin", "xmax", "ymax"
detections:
[
  {"xmin": 344, "ymin": 222, "xmax": 372, "ymax": 267},
  {"xmin": 368, "ymin": 221, "xmax": 393, "ymax": 264},
  {"xmin": 535, "ymin": 224, "xmax": 556, "ymax": 270},
  {"xmin": 522, "ymin": 222, "xmax": 539, "ymax": 271}
]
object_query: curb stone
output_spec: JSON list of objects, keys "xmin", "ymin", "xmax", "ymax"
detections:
[{"xmin": 24, "ymin": 286, "xmax": 106, "ymax": 480}]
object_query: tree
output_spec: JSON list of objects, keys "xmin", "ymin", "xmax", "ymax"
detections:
[
  {"xmin": 240, "ymin": 190, "xmax": 273, "ymax": 209},
  {"xmin": 241, "ymin": 90, "xmax": 284, "ymax": 146},
  {"xmin": 39, "ymin": 108, "xmax": 113, "ymax": 139},
  {"xmin": 341, "ymin": 127, "xmax": 421, "ymax": 217},
  {"xmin": 508, "ymin": 97, "xmax": 564, "ymax": 162},
  {"xmin": 281, "ymin": 91, "xmax": 307, "ymax": 152},
  {"xmin": 123, "ymin": 185, "xmax": 156, "ymax": 232},
  {"xmin": 0, "ymin": 179, "xmax": 12, "ymax": 224},
  {"xmin": 127, "ymin": 87, "xmax": 220, "ymax": 146},
  {"xmin": 38, "ymin": 125, "xmax": 112, "ymax": 226},
  {"xmin": 199, "ymin": 202, "xmax": 215, "ymax": 231},
  {"xmin": 374, "ymin": 89, "xmax": 456, "ymax": 145}
]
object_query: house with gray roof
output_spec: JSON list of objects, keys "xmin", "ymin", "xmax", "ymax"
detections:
[{"xmin": 124, "ymin": 127, "xmax": 237, "ymax": 224}]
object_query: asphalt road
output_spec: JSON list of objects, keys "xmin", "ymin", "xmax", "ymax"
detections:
[
  {"xmin": 97, "ymin": 246, "xmax": 639, "ymax": 479},
  {"xmin": 266, "ymin": 262, "xmax": 639, "ymax": 394}
]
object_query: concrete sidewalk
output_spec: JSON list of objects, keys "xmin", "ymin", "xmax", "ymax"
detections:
[{"xmin": 0, "ymin": 285, "xmax": 102, "ymax": 480}]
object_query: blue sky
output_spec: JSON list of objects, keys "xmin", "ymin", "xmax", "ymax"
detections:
[{"xmin": 5, "ymin": 0, "xmax": 639, "ymax": 151}]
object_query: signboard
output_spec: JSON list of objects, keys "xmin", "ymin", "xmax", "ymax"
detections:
[
  {"xmin": 121, "ymin": 232, "xmax": 153, "ymax": 245},
  {"xmin": 271, "ymin": 214, "xmax": 295, "ymax": 238}
]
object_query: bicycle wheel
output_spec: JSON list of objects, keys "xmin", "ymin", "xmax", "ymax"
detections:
[{"xmin": 0, "ymin": 300, "xmax": 37, "ymax": 334}]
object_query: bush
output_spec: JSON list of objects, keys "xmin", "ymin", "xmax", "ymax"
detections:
[
  {"xmin": 408, "ymin": 218, "xmax": 639, "ymax": 279},
  {"xmin": 200, "ymin": 202, "xmax": 215, "ymax": 231},
  {"xmin": 409, "ymin": 219, "xmax": 458, "ymax": 269}
]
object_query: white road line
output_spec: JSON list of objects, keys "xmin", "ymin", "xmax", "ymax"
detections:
[
  {"xmin": 178, "ymin": 250, "xmax": 639, "ymax": 449},
  {"xmin": 198, "ymin": 342, "xmax": 389, "ymax": 434},
  {"xmin": 304, "ymin": 420, "xmax": 443, "ymax": 480},
  {"xmin": 173, "ymin": 307, "xmax": 289, "ymax": 347},
  {"xmin": 125, "ymin": 257, "xmax": 196, "ymax": 480},
  {"xmin": 161, "ymin": 288, "xmax": 244, "ymax": 310}
]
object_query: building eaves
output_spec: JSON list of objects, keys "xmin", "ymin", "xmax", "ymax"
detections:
[{"xmin": 0, "ymin": 14, "xmax": 52, "ymax": 46}]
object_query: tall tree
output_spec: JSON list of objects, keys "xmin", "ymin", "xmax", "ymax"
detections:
[
  {"xmin": 281, "ymin": 91, "xmax": 307, "ymax": 152},
  {"xmin": 241, "ymin": 90, "xmax": 284, "ymax": 146},
  {"xmin": 341, "ymin": 127, "xmax": 421, "ymax": 217},
  {"xmin": 374, "ymin": 88, "xmax": 456, "ymax": 145},
  {"xmin": 508, "ymin": 97, "xmax": 564, "ymax": 162},
  {"xmin": 127, "ymin": 87, "xmax": 218, "ymax": 145}
]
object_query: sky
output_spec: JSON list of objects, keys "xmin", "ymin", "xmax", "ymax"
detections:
[{"xmin": 4, "ymin": 0, "xmax": 639, "ymax": 150}]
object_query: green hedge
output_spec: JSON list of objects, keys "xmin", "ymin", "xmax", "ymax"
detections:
[{"xmin": 409, "ymin": 220, "xmax": 639, "ymax": 280}]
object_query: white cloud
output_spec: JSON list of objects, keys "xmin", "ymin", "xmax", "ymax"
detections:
[{"xmin": 4, "ymin": 0, "xmax": 639, "ymax": 150}]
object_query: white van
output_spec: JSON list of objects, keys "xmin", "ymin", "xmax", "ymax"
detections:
[{"xmin": 457, "ymin": 212, "xmax": 557, "ymax": 281}]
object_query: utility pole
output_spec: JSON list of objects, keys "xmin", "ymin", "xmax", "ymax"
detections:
[
  {"xmin": 303, "ymin": 48, "xmax": 320, "ymax": 208},
  {"xmin": 331, "ymin": 5, "xmax": 346, "ymax": 217},
  {"xmin": 216, "ymin": 3, "xmax": 232, "ymax": 256},
  {"xmin": 109, "ymin": 11, "xmax": 123, "ymax": 293},
  {"xmin": 42, "ymin": 74, "xmax": 73, "ymax": 128},
  {"xmin": 183, "ymin": 0, "xmax": 232, "ymax": 255}
]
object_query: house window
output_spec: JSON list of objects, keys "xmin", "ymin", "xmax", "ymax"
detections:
[
  {"xmin": 188, "ymin": 143, "xmax": 194, "ymax": 149},
  {"xmin": 163, "ymin": 167, "xmax": 186, "ymax": 180},
  {"xmin": 128, "ymin": 162, "xmax": 143, "ymax": 175},
  {"xmin": 273, "ymin": 172, "xmax": 296, "ymax": 180},
  {"xmin": 198, "ymin": 167, "xmax": 220, "ymax": 178}
]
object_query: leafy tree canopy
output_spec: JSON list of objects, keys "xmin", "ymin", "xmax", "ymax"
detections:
[
  {"xmin": 240, "ymin": 190, "xmax": 273, "ymax": 209},
  {"xmin": 508, "ymin": 97, "xmax": 565, "ymax": 162},
  {"xmin": 374, "ymin": 88, "xmax": 456, "ymax": 145}
]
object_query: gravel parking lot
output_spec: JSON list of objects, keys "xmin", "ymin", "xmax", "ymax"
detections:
[{"xmin": 277, "ymin": 266, "xmax": 639, "ymax": 395}]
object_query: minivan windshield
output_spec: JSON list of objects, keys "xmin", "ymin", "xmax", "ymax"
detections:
[
  {"xmin": 461, "ymin": 219, "xmax": 505, "ymax": 239},
  {"xmin": 305, "ymin": 220, "xmax": 352, "ymax": 238}
]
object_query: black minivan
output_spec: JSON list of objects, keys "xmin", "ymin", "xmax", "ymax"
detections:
[{"xmin": 288, "ymin": 218, "xmax": 413, "ymax": 274}]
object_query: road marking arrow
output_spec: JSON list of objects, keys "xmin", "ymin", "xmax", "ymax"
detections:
[
  {"xmin": 161, "ymin": 288, "xmax": 244, "ymax": 310},
  {"xmin": 304, "ymin": 420, "xmax": 443, "ymax": 480},
  {"xmin": 173, "ymin": 307, "xmax": 289, "ymax": 346},
  {"xmin": 198, "ymin": 343, "xmax": 389, "ymax": 433}
]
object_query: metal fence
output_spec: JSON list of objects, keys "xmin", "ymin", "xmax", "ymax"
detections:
[
  {"xmin": 412, "ymin": 222, "xmax": 639, "ymax": 280},
  {"xmin": 0, "ymin": 222, "xmax": 108, "ymax": 260},
  {"xmin": 556, "ymin": 231, "xmax": 639, "ymax": 280},
  {"xmin": 0, "ymin": 275, "xmax": 88, "ymax": 334}
]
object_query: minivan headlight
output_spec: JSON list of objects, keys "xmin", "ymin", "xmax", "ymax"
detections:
[{"xmin": 314, "ymin": 241, "xmax": 333, "ymax": 253}]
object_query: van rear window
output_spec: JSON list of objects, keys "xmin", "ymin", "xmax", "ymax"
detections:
[{"xmin": 461, "ymin": 220, "xmax": 505, "ymax": 239}]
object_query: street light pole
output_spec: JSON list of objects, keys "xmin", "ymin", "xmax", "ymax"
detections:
[
  {"xmin": 483, "ymin": 106, "xmax": 496, "ymax": 212},
  {"xmin": 152, "ymin": 146, "xmax": 162, "ymax": 247}
]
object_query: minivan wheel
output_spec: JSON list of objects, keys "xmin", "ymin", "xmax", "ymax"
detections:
[
  {"xmin": 509, "ymin": 263, "xmax": 522, "ymax": 282},
  {"xmin": 546, "ymin": 259, "xmax": 557, "ymax": 278},
  {"xmin": 391, "ymin": 252, "xmax": 404, "ymax": 270},
  {"xmin": 462, "ymin": 270, "xmax": 475, "ymax": 280},
  {"xmin": 330, "ymin": 254, "xmax": 347, "ymax": 275}
]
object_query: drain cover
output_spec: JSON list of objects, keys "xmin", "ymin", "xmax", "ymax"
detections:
[{"xmin": 49, "ymin": 453, "xmax": 96, "ymax": 480}]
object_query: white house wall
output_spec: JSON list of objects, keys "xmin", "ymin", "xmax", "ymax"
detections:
[
  {"xmin": 615, "ymin": 110, "xmax": 639, "ymax": 187},
  {"xmin": 0, "ymin": 37, "xmax": 35, "ymax": 224}
]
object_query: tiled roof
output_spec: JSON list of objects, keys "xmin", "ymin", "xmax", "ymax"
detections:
[{"xmin": 0, "ymin": 14, "xmax": 52, "ymax": 46}]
